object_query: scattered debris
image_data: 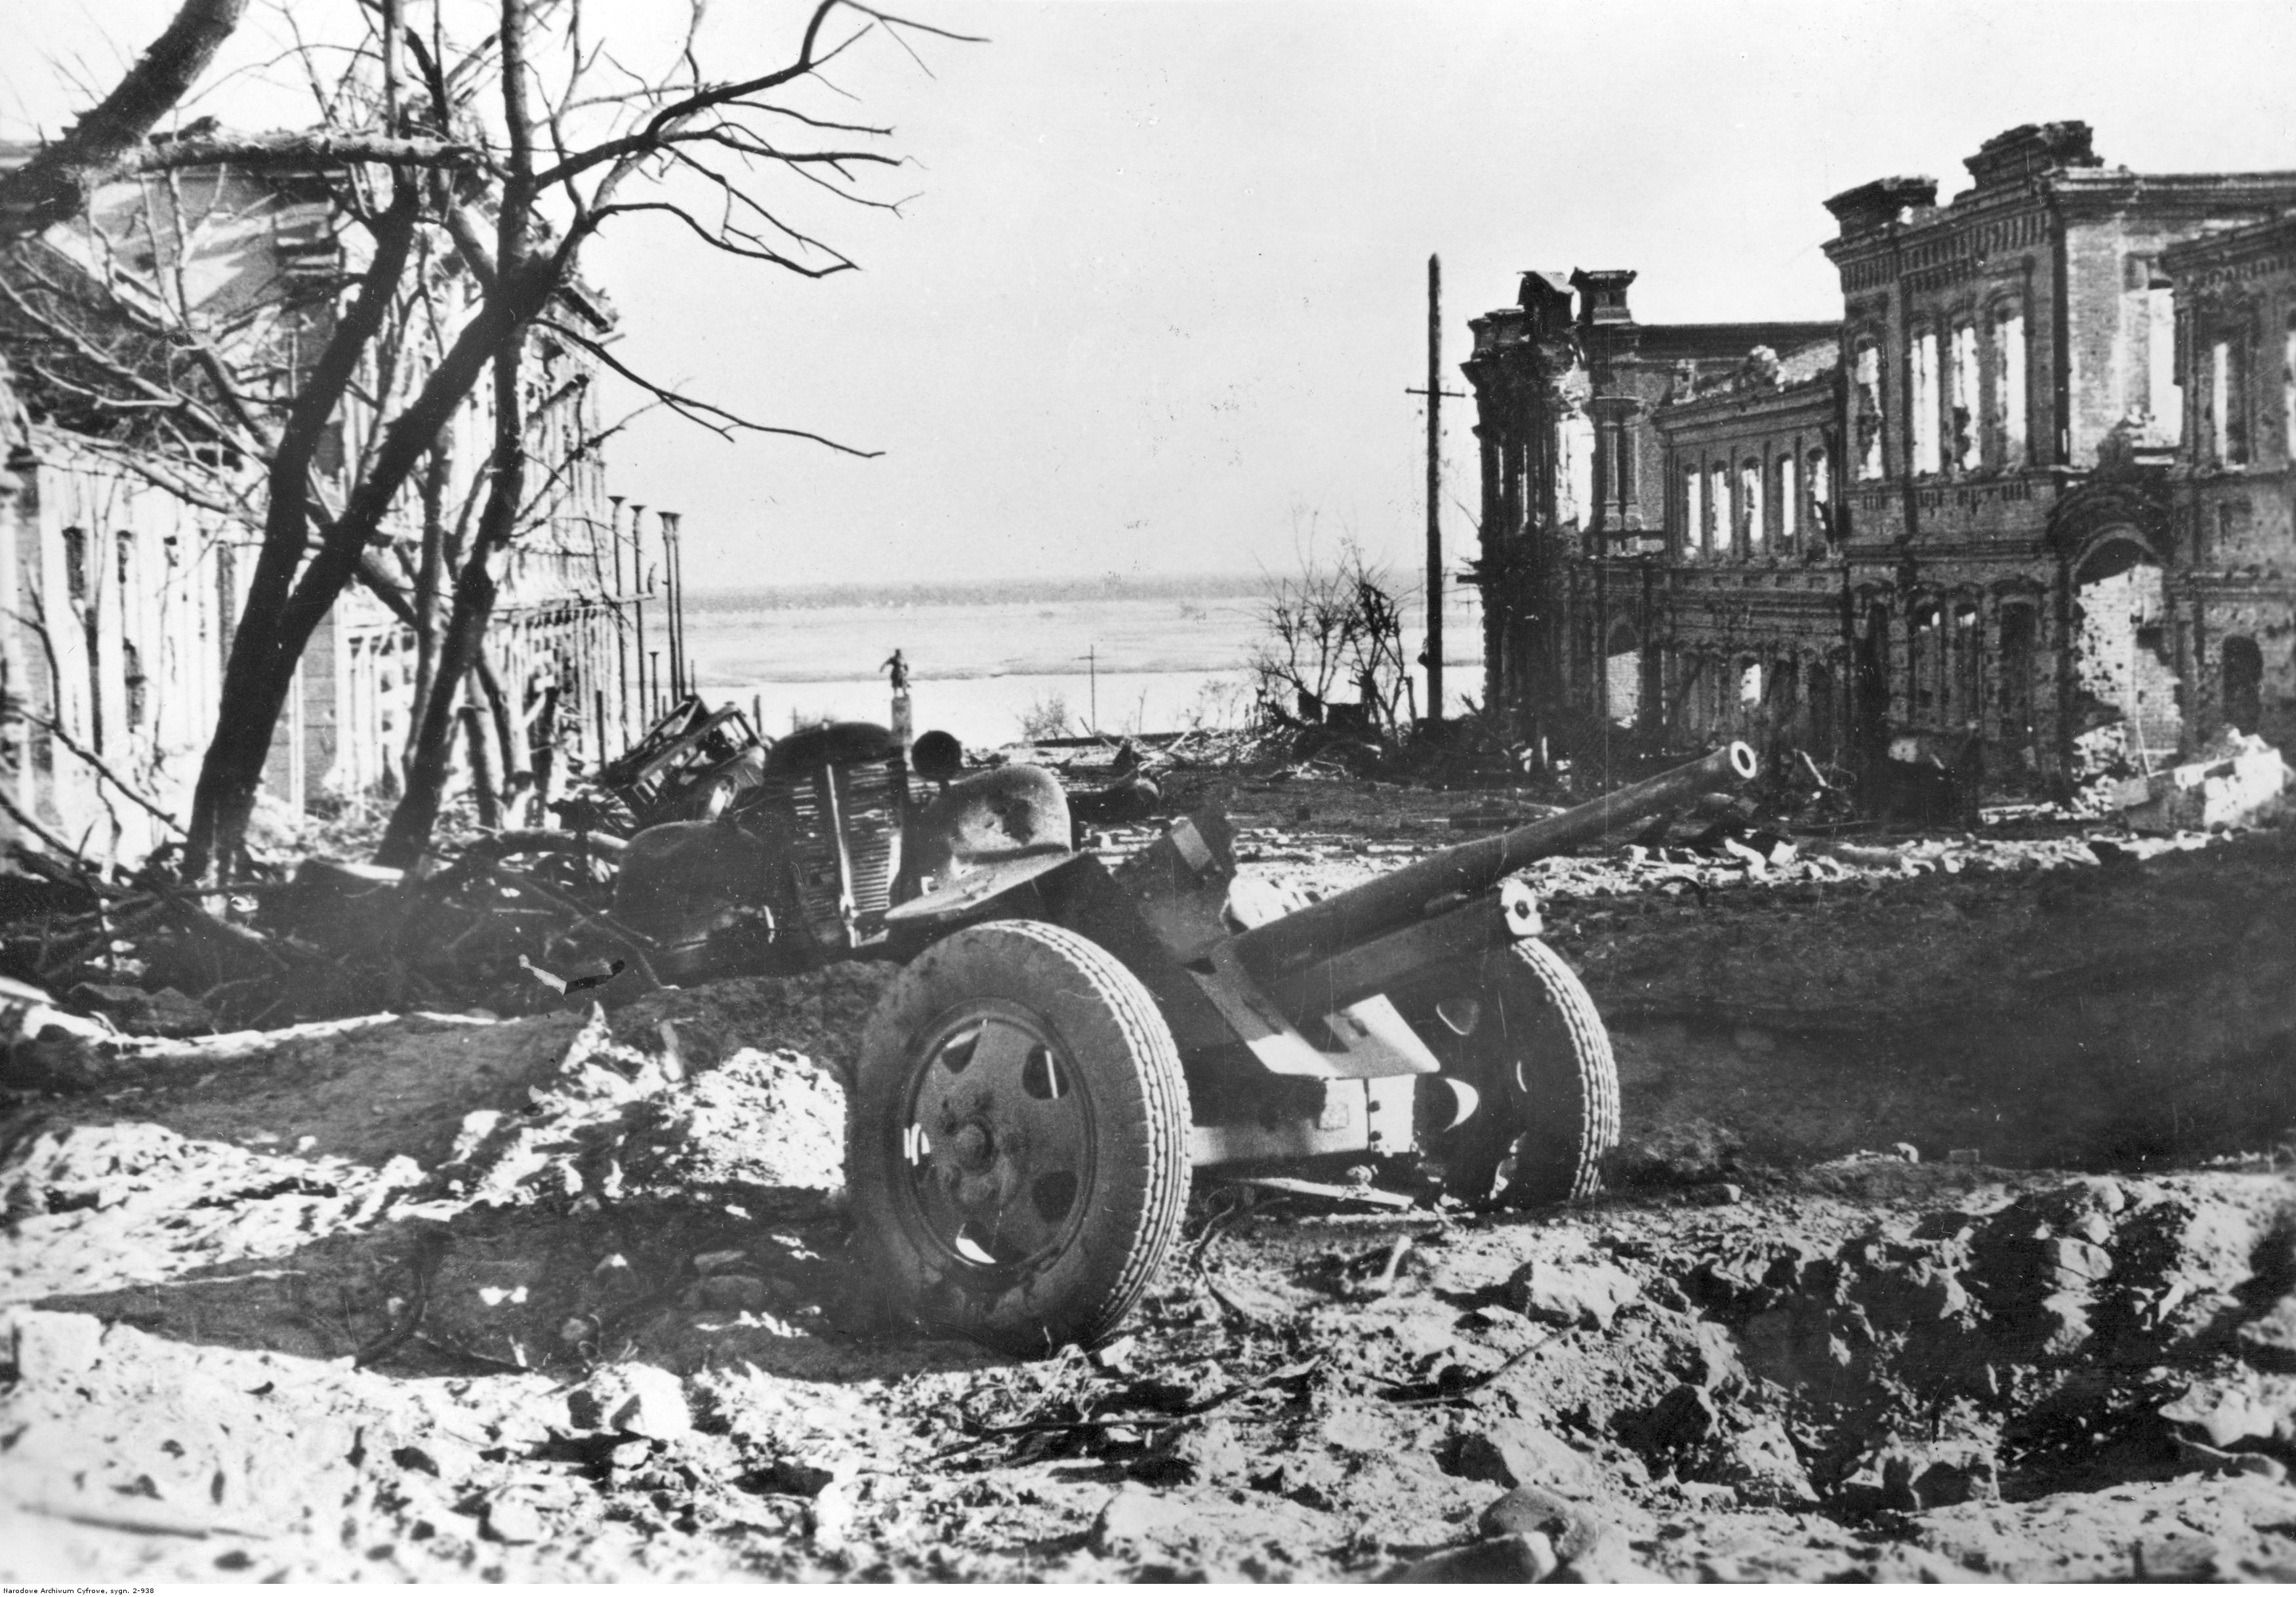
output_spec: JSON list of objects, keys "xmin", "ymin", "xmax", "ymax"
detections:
[{"xmin": 2114, "ymin": 729, "xmax": 2292, "ymax": 834}]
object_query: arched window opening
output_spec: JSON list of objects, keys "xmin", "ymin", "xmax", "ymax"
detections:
[
  {"xmin": 1708, "ymin": 462, "xmax": 1731, "ymax": 557},
  {"xmin": 1776, "ymin": 452, "xmax": 1798, "ymax": 548},
  {"xmin": 1681, "ymin": 463, "xmax": 1703, "ymax": 557}
]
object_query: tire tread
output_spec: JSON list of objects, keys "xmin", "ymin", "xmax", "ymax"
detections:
[{"xmin": 1505, "ymin": 939, "xmax": 1618, "ymax": 1201}]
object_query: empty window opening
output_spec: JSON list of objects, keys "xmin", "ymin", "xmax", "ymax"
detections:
[
  {"xmin": 2147, "ymin": 282, "xmax": 2181, "ymax": 444},
  {"xmin": 2209, "ymin": 338, "xmax": 2249, "ymax": 466},
  {"xmin": 62, "ymin": 527, "xmax": 89, "ymax": 605},
  {"xmin": 1910, "ymin": 329, "xmax": 1942, "ymax": 475},
  {"xmin": 1681, "ymin": 464, "xmax": 1703, "ymax": 557},
  {"xmin": 1856, "ymin": 603, "xmax": 1893, "ymax": 759},
  {"xmin": 1776, "ymin": 453, "xmax": 1798, "ymax": 547},
  {"xmin": 1998, "ymin": 606, "xmax": 2038, "ymax": 761},
  {"xmin": 2284, "ymin": 313, "xmax": 2296, "ymax": 462},
  {"xmin": 1993, "ymin": 308, "xmax": 2027, "ymax": 466},
  {"xmin": 1912, "ymin": 603, "xmax": 1944, "ymax": 723},
  {"xmin": 1806, "ymin": 661, "xmax": 1837, "ymax": 759},
  {"xmin": 1562, "ymin": 409, "xmax": 1595, "ymax": 527},
  {"xmin": 1708, "ymin": 462, "xmax": 1731, "ymax": 557},
  {"xmin": 1950, "ymin": 323, "xmax": 1981, "ymax": 470},
  {"xmin": 1605, "ymin": 623, "xmax": 1642, "ymax": 727},
  {"xmin": 2223, "ymin": 636, "xmax": 2263, "ymax": 735},
  {"xmin": 215, "ymin": 543, "xmax": 238, "ymax": 668},
  {"xmin": 1952, "ymin": 603, "xmax": 1980, "ymax": 731},
  {"xmin": 1740, "ymin": 459, "xmax": 1764, "ymax": 554},
  {"xmin": 1855, "ymin": 341, "xmax": 1884, "ymax": 479},
  {"xmin": 124, "ymin": 641, "xmax": 147, "ymax": 733},
  {"xmin": 1739, "ymin": 660, "xmax": 1763, "ymax": 706}
]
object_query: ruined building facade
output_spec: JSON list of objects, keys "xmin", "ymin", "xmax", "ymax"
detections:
[
  {"xmin": 1466, "ymin": 123, "xmax": 2296, "ymax": 795},
  {"xmin": 2162, "ymin": 211, "xmax": 2296, "ymax": 753},
  {"xmin": 0, "ymin": 150, "xmax": 659, "ymax": 860}
]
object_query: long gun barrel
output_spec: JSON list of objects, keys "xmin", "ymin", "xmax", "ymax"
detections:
[{"xmin": 1233, "ymin": 741, "xmax": 1758, "ymax": 979}]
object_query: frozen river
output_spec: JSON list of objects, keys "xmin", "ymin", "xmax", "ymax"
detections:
[{"xmin": 678, "ymin": 575, "xmax": 1482, "ymax": 750}]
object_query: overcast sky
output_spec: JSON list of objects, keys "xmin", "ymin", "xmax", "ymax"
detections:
[{"xmin": 7, "ymin": 1, "xmax": 2296, "ymax": 592}]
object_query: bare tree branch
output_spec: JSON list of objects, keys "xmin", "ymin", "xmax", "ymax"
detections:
[
  {"xmin": 123, "ymin": 130, "xmax": 483, "ymax": 176},
  {"xmin": 538, "ymin": 316, "xmax": 880, "ymax": 455}
]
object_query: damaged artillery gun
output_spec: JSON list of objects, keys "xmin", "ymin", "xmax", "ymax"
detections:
[{"xmin": 610, "ymin": 721, "xmax": 1759, "ymax": 1354}]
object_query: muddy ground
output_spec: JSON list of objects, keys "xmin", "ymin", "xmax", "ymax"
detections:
[{"xmin": 3, "ymin": 801, "xmax": 2295, "ymax": 1582}]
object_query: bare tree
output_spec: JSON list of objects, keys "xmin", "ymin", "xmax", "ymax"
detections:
[
  {"xmin": 373, "ymin": 0, "xmax": 975, "ymax": 866},
  {"xmin": 1249, "ymin": 525, "xmax": 1414, "ymax": 739}
]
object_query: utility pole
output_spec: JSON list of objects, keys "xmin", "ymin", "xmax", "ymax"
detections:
[{"xmin": 1405, "ymin": 254, "xmax": 1466, "ymax": 726}]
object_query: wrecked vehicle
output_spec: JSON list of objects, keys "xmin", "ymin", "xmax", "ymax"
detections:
[{"xmin": 609, "ymin": 721, "xmax": 1759, "ymax": 1354}]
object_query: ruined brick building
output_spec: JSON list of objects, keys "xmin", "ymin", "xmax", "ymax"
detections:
[
  {"xmin": 1466, "ymin": 123, "xmax": 2296, "ymax": 796},
  {"xmin": 0, "ymin": 147, "xmax": 663, "ymax": 859}
]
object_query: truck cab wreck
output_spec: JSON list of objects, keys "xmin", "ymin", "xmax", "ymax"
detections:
[{"xmin": 608, "ymin": 720, "xmax": 1759, "ymax": 1354}]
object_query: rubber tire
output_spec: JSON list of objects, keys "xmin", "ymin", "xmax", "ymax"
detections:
[
  {"xmin": 847, "ymin": 920, "xmax": 1191, "ymax": 1356},
  {"xmin": 1399, "ymin": 939, "xmax": 1618, "ymax": 1207}
]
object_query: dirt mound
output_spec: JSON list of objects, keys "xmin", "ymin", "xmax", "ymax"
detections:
[{"xmin": 429, "ymin": 1005, "xmax": 846, "ymax": 1213}]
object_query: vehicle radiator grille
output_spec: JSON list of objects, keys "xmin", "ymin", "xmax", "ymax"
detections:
[{"xmin": 769, "ymin": 758, "xmax": 905, "ymax": 949}]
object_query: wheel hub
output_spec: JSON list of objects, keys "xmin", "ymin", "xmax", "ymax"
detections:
[
  {"xmin": 950, "ymin": 1121, "xmax": 994, "ymax": 1171},
  {"xmin": 899, "ymin": 1009, "xmax": 1094, "ymax": 1270}
]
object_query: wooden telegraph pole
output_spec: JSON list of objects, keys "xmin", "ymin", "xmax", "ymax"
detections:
[{"xmin": 1405, "ymin": 254, "xmax": 1466, "ymax": 726}]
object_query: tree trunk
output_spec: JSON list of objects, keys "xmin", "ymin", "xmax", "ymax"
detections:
[
  {"xmin": 528, "ymin": 681, "xmax": 561, "ymax": 826},
  {"xmin": 459, "ymin": 699, "xmax": 499, "ymax": 827},
  {"xmin": 476, "ymin": 655, "xmax": 529, "ymax": 801},
  {"xmin": 181, "ymin": 185, "xmax": 419, "ymax": 878},
  {"xmin": 372, "ymin": 0, "xmax": 541, "ymax": 870},
  {"xmin": 375, "ymin": 302, "xmax": 529, "ymax": 866},
  {"xmin": 403, "ymin": 436, "xmax": 451, "ymax": 777},
  {"xmin": 181, "ymin": 249, "xmax": 556, "ymax": 876}
]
